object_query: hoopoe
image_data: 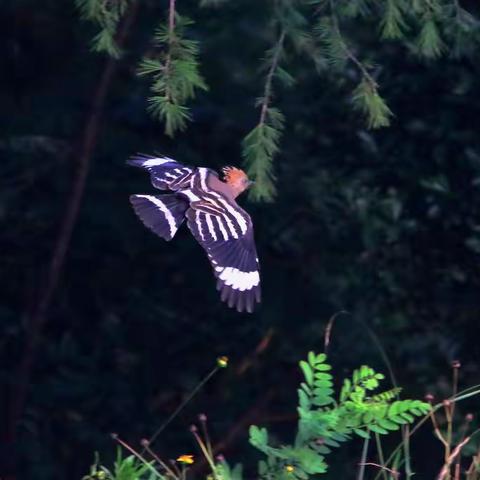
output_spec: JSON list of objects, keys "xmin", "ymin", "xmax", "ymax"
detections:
[{"xmin": 128, "ymin": 155, "xmax": 261, "ymax": 313}]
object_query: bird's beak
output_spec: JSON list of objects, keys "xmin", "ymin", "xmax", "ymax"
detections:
[{"xmin": 248, "ymin": 180, "xmax": 255, "ymax": 187}]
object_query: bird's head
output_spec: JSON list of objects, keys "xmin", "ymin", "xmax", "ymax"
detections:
[{"xmin": 222, "ymin": 166, "xmax": 254, "ymax": 196}]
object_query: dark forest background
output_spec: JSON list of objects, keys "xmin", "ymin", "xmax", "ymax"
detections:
[{"xmin": 1, "ymin": 0, "xmax": 480, "ymax": 479}]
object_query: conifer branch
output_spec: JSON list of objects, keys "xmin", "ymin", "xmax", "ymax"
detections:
[
  {"xmin": 75, "ymin": 0, "xmax": 132, "ymax": 57},
  {"xmin": 73, "ymin": 0, "xmax": 480, "ymax": 202},
  {"xmin": 165, "ymin": 0, "xmax": 176, "ymax": 83},
  {"xmin": 328, "ymin": 0, "xmax": 371, "ymax": 84},
  {"xmin": 260, "ymin": 30, "xmax": 286, "ymax": 127},
  {"xmin": 242, "ymin": 29, "xmax": 286, "ymax": 202},
  {"xmin": 326, "ymin": 0, "xmax": 393, "ymax": 129},
  {"xmin": 164, "ymin": 0, "xmax": 177, "ymax": 105},
  {"xmin": 138, "ymin": 2, "xmax": 207, "ymax": 136}
]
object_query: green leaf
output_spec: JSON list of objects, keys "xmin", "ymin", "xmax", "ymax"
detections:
[
  {"xmin": 315, "ymin": 353, "xmax": 327, "ymax": 363},
  {"xmin": 249, "ymin": 425, "xmax": 268, "ymax": 449},
  {"xmin": 354, "ymin": 428, "xmax": 371, "ymax": 439},
  {"xmin": 300, "ymin": 360, "xmax": 314, "ymax": 386},
  {"xmin": 315, "ymin": 363, "xmax": 332, "ymax": 371},
  {"xmin": 298, "ymin": 388, "xmax": 311, "ymax": 410},
  {"xmin": 378, "ymin": 418, "xmax": 400, "ymax": 430},
  {"xmin": 368, "ymin": 424, "xmax": 389, "ymax": 434}
]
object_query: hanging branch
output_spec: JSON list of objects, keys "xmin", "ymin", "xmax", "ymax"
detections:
[
  {"xmin": 326, "ymin": 0, "xmax": 393, "ymax": 129},
  {"xmin": 381, "ymin": 0, "xmax": 408, "ymax": 40},
  {"xmin": 138, "ymin": 0, "xmax": 207, "ymax": 137},
  {"xmin": 75, "ymin": 0, "xmax": 132, "ymax": 57},
  {"xmin": 242, "ymin": 29, "xmax": 287, "ymax": 202},
  {"xmin": 165, "ymin": 0, "xmax": 176, "ymax": 82},
  {"xmin": 260, "ymin": 31, "xmax": 286, "ymax": 126},
  {"xmin": 73, "ymin": 0, "xmax": 480, "ymax": 203}
]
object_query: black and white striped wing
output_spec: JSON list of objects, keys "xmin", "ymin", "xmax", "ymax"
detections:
[
  {"xmin": 129, "ymin": 194, "xmax": 188, "ymax": 241},
  {"xmin": 127, "ymin": 154, "xmax": 194, "ymax": 191},
  {"xmin": 186, "ymin": 197, "xmax": 261, "ymax": 313}
]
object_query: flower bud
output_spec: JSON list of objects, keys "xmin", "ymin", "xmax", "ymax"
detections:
[{"xmin": 217, "ymin": 356, "xmax": 229, "ymax": 368}]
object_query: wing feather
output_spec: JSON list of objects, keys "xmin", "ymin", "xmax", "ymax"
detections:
[
  {"xmin": 185, "ymin": 171, "xmax": 261, "ymax": 313},
  {"xmin": 127, "ymin": 154, "xmax": 195, "ymax": 191}
]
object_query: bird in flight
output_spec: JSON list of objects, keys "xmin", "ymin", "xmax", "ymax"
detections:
[{"xmin": 128, "ymin": 155, "xmax": 261, "ymax": 313}]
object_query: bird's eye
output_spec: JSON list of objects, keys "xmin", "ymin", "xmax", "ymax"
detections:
[{"xmin": 242, "ymin": 178, "xmax": 249, "ymax": 185}]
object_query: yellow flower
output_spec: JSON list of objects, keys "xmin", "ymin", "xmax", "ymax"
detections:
[
  {"xmin": 177, "ymin": 454, "xmax": 194, "ymax": 465},
  {"xmin": 217, "ymin": 356, "xmax": 229, "ymax": 368},
  {"xmin": 285, "ymin": 465, "xmax": 295, "ymax": 473}
]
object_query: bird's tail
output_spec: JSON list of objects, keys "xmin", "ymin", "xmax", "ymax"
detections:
[{"xmin": 130, "ymin": 193, "xmax": 188, "ymax": 241}]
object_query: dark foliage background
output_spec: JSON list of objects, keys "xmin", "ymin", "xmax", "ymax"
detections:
[{"xmin": 1, "ymin": 1, "xmax": 480, "ymax": 479}]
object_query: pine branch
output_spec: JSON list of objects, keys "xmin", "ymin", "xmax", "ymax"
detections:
[
  {"xmin": 138, "ymin": 3, "xmax": 207, "ymax": 136},
  {"xmin": 75, "ymin": 0, "xmax": 132, "ymax": 58},
  {"xmin": 326, "ymin": 0, "xmax": 393, "ymax": 129},
  {"xmin": 242, "ymin": 30, "xmax": 286, "ymax": 202},
  {"xmin": 352, "ymin": 79, "xmax": 393, "ymax": 129},
  {"xmin": 260, "ymin": 30, "xmax": 286, "ymax": 126},
  {"xmin": 165, "ymin": 0, "xmax": 176, "ymax": 94},
  {"xmin": 381, "ymin": 0, "xmax": 408, "ymax": 40}
]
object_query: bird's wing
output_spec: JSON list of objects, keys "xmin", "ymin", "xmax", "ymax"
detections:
[
  {"xmin": 127, "ymin": 154, "xmax": 195, "ymax": 191},
  {"xmin": 185, "ymin": 170, "xmax": 261, "ymax": 313}
]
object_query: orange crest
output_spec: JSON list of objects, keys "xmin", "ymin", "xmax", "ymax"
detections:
[{"xmin": 222, "ymin": 166, "xmax": 248, "ymax": 184}]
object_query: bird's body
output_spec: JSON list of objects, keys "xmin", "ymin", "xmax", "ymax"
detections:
[{"xmin": 128, "ymin": 155, "xmax": 261, "ymax": 313}]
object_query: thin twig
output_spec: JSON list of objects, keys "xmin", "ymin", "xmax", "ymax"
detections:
[
  {"xmin": 141, "ymin": 440, "xmax": 178, "ymax": 479},
  {"xmin": 360, "ymin": 463, "xmax": 400, "ymax": 479},
  {"xmin": 437, "ymin": 436, "xmax": 472, "ymax": 480},
  {"xmin": 190, "ymin": 390, "xmax": 274, "ymax": 474},
  {"xmin": 164, "ymin": 0, "xmax": 176, "ymax": 102},
  {"xmin": 466, "ymin": 450, "xmax": 480, "ymax": 478},
  {"xmin": 259, "ymin": 29, "xmax": 286, "ymax": 126},
  {"xmin": 431, "ymin": 408, "xmax": 450, "ymax": 449},
  {"xmin": 323, "ymin": 310, "xmax": 349, "ymax": 354},
  {"xmin": 357, "ymin": 317, "xmax": 399, "ymax": 390},
  {"xmin": 328, "ymin": 0, "xmax": 377, "ymax": 88},
  {"xmin": 374, "ymin": 387, "xmax": 480, "ymax": 480},
  {"xmin": 112, "ymin": 434, "xmax": 173, "ymax": 479},
  {"xmin": 236, "ymin": 327, "xmax": 275, "ymax": 375},
  {"xmin": 191, "ymin": 428, "xmax": 217, "ymax": 474},
  {"xmin": 146, "ymin": 366, "xmax": 219, "ymax": 449}
]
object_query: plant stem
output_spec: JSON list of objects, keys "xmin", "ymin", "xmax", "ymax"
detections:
[
  {"xmin": 113, "ymin": 434, "xmax": 173, "ymax": 479},
  {"xmin": 142, "ymin": 441, "xmax": 178, "ymax": 478},
  {"xmin": 374, "ymin": 433, "xmax": 389, "ymax": 480},
  {"xmin": 357, "ymin": 435, "xmax": 370, "ymax": 480},
  {"xmin": 146, "ymin": 366, "xmax": 219, "ymax": 448},
  {"xmin": 403, "ymin": 425, "xmax": 413, "ymax": 478},
  {"xmin": 374, "ymin": 386, "xmax": 480, "ymax": 480},
  {"xmin": 359, "ymin": 463, "xmax": 399, "ymax": 479},
  {"xmin": 438, "ymin": 435, "xmax": 472, "ymax": 480}
]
